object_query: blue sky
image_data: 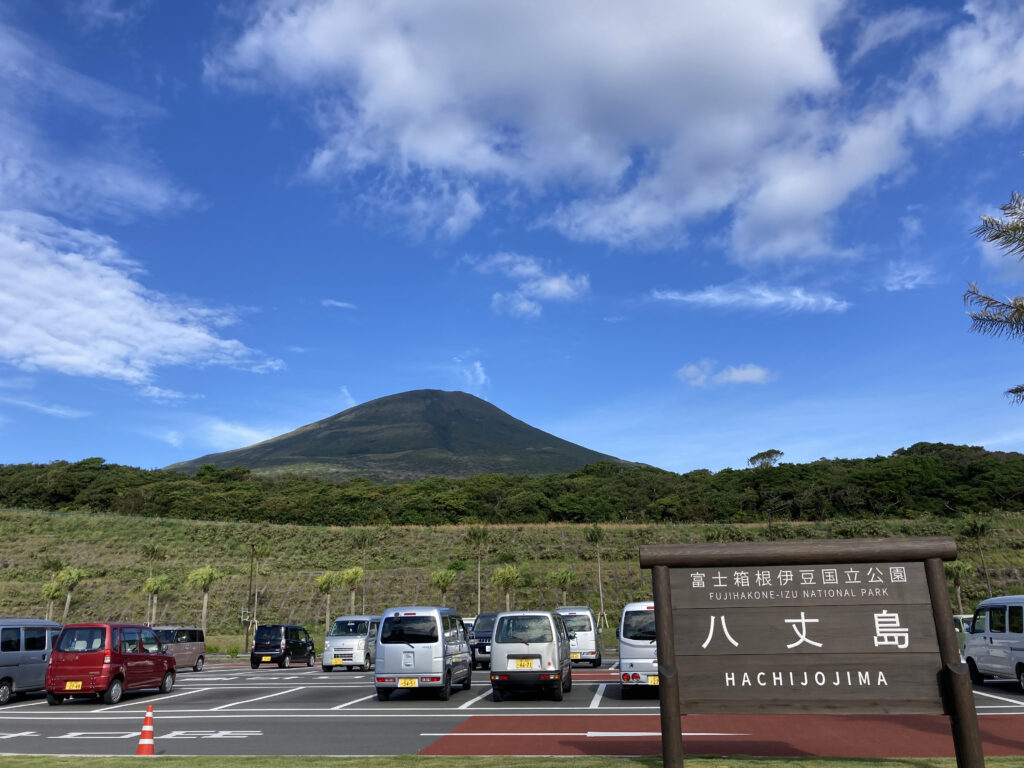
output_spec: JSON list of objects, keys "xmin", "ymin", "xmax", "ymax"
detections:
[{"xmin": 2, "ymin": 0, "xmax": 1024, "ymax": 475}]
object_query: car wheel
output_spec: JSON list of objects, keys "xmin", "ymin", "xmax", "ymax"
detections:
[
  {"xmin": 160, "ymin": 671, "xmax": 175, "ymax": 694},
  {"xmin": 307, "ymin": 652, "xmax": 315, "ymax": 667},
  {"xmin": 279, "ymin": 654, "xmax": 291, "ymax": 669},
  {"xmin": 322, "ymin": 666, "xmax": 332, "ymax": 673},
  {"xmin": 438, "ymin": 671, "xmax": 452, "ymax": 701},
  {"xmin": 363, "ymin": 655, "xmax": 372, "ymax": 671},
  {"xmin": 564, "ymin": 666, "xmax": 572, "ymax": 693},
  {"xmin": 251, "ymin": 661, "xmax": 259, "ymax": 670},
  {"xmin": 967, "ymin": 658, "xmax": 984, "ymax": 685},
  {"xmin": 46, "ymin": 693, "xmax": 64, "ymax": 706},
  {"xmin": 0, "ymin": 679, "xmax": 11, "ymax": 706},
  {"xmin": 346, "ymin": 665, "xmax": 354, "ymax": 671},
  {"xmin": 592, "ymin": 654, "xmax": 602, "ymax": 669},
  {"xmin": 103, "ymin": 678, "xmax": 124, "ymax": 705},
  {"xmin": 462, "ymin": 667, "xmax": 472, "ymax": 690},
  {"xmin": 1017, "ymin": 665, "xmax": 1024, "ymax": 695},
  {"xmin": 376, "ymin": 687, "xmax": 391, "ymax": 701},
  {"xmin": 552, "ymin": 680, "xmax": 564, "ymax": 702},
  {"xmin": 491, "ymin": 686, "xmax": 503, "ymax": 703},
  {"xmin": 193, "ymin": 656, "xmax": 204, "ymax": 672}
]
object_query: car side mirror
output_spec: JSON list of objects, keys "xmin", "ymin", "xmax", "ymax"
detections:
[
  {"xmin": 568, "ymin": 631, "xmax": 576, "ymax": 640},
  {"xmin": 160, "ymin": 643, "xmax": 168, "ymax": 654}
]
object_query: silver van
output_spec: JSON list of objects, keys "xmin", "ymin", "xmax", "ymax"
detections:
[
  {"xmin": 374, "ymin": 606, "xmax": 472, "ymax": 701},
  {"xmin": 555, "ymin": 605, "xmax": 601, "ymax": 667},
  {"xmin": 152, "ymin": 626, "xmax": 206, "ymax": 672},
  {"xmin": 489, "ymin": 610, "xmax": 572, "ymax": 702},
  {"xmin": 0, "ymin": 618, "xmax": 62, "ymax": 704},
  {"xmin": 322, "ymin": 615, "xmax": 379, "ymax": 671},
  {"xmin": 618, "ymin": 601, "xmax": 658, "ymax": 697},
  {"xmin": 964, "ymin": 594, "xmax": 1024, "ymax": 692}
]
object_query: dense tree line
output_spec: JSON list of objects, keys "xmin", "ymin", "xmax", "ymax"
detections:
[{"xmin": 2, "ymin": 443, "xmax": 1023, "ymax": 527}]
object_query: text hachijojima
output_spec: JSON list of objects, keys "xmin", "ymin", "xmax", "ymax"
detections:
[{"xmin": 697, "ymin": 609, "xmax": 914, "ymax": 651}]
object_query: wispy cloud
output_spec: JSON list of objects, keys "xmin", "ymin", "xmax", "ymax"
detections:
[
  {"xmin": 676, "ymin": 360, "xmax": 775, "ymax": 388},
  {"xmin": 322, "ymin": 299, "xmax": 358, "ymax": 309},
  {"xmin": 199, "ymin": 418, "xmax": 280, "ymax": 451},
  {"xmin": 473, "ymin": 252, "xmax": 588, "ymax": 318},
  {"xmin": 452, "ymin": 357, "xmax": 488, "ymax": 393},
  {"xmin": 0, "ymin": 211, "xmax": 283, "ymax": 392},
  {"xmin": 884, "ymin": 261, "xmax": 934, "ymax": 292},
  {"xmin": 652, "ymin": 284, "xmax": 849, "ymax": 313},
  {"xmin": 0, "ymin": 394, "xmax": 89, "ymax": 418},
  {"xmin": 339, "ymin": 385, "xmax": 357, "ymax": 409},
  {"xmin": 850, "ymin": 7, "xmax": 947, "ymax": 64}
]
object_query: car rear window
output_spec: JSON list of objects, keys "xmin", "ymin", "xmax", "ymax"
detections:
[
  {"xmin": 622, "ymin": 610, "xmax": 657, "ymax": 641},
  {"xmin": 1, "ymin": 628, "xmax": 19, "ymax": 652},
  {"xmin": 254, "ymin": 626, "xmax": 281, "ymax": 643},
  {"xmin": 380, "ymin": 616, "xmax": 438, "ymax": 644},
  {"xmin": 495, "ymin": 615, "xmax": 553, "ymax": 643},
  {"xmin": 560, "ymin": 614, "xmax": 593, "ymax": 633},
  {"xmin": 57, "ymin": 627, "xmax": 106, "ymax": 652}
]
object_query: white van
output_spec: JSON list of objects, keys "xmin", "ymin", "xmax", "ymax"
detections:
[
  {"xmin": 322, "ymin": 615, "xmax": 379, "ymax": 672},
  {"xmin": 964, "ymin": 594, "xmax": 1024, "ymax": 692},
  {"xmin": 555, "ymin": 606, "xmax": 601, "ymax": 667},
  {"xmin": 489, "ymin": 611, "xmax": 572, "ymax": 701},
  {"xmin": 618, "ymin": 601, "xmax": 657, "ymax": 697},
  {"xmin": 0, "ymin": 618, "xmax": 62, "ymax": 705},
  {"xmin": 374, "ymin": 607, "xmax": 472, "ymax": 701}
]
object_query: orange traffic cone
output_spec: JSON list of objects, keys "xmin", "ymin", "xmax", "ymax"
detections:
[{"xmin": 136, "ymin": 704, "xmax": 155, "ymax": 756}]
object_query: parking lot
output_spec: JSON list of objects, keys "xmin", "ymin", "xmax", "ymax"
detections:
[{"xmin": 1, "ymin": 663, "xmax": 1023, "ymax": 757}]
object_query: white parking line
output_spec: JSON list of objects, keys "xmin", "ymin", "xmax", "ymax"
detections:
[
  {"xmin": 419, "ymin": 730, "xmax": 748, "ymax": 737},
  {"xmin": 0, "ymin": 699, "xmax": 48, "ymax": 710},
  {"xmin": 973, "ymin": 690, "xmax": 1024, "ymax": 706},
  {"xmin": 99, "ymin": 688, "xmax": 212, "ymax": 712},
  {"xmin": 331, "ymin": 694, "xmax": 376, "ymax": 710},
  {"xmin": 211, "ymin": 687, "xmax": 305, "ymax": 711},
  {"xmin": 457, "ymin": 688, "xmax": 493, "ymax": 709},
  {"xmin": 589, "ymin": 683, "xmax": 606, "ymax": 708}
]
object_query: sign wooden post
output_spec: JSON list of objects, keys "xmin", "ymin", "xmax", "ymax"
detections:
[{"xmin": 639, "ymin": 536, "xmax": 983, "ymax": 768}]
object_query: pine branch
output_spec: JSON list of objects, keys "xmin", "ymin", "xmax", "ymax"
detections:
[
  {"xmin": 1007, "ymin": 384, "xmax": 1024, "ymax": 405},
  {"xmin": 964, "ymin": 284, "xmax": 1024, "ymax": 339},
  {"xmin": 972, "ymin": 191, "xmax": 1024, "ymax": 258}
]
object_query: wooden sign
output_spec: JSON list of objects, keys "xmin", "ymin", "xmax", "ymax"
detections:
[{"xmin": 639, "ymin": 537, "xmax": 983, "ymax": 768}]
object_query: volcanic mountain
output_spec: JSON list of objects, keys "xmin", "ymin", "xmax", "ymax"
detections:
[{"xmin": 166, "ymin": 389, "xmax": 624, "ymax": 482}]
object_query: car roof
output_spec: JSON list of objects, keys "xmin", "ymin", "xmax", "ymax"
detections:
[
  {"xmin": 331, "ymin": 615, "xmax": 381, "ymax": 621},
  {"xmin": 0, "ymin": 618, "xmax": 62, "ymax": 628},
  {"xmin": 975, "ymin": 595, "xmax": 1024, "ymax": 607},
  {"xmin": 380, "ymin": 606, "xmax": 461, "ymax": 617}
]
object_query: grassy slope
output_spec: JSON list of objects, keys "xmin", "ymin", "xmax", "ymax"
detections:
[{"xmin": 2, "ymin": 507, "xmax": 1022, "ymax": 637}]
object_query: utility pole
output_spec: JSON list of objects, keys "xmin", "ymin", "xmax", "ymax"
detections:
[{"xmin": 244, "ymin": 544, "xmax": 255, "ymax": 653}]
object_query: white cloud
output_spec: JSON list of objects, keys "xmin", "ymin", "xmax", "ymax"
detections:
[
  {"xmin": 677, "ymin": 360, "xmax": 775, "ymax": 388},
  {"xmin": 452, "ymin": 357, "xmax": 488, "ymax": 392},
  {"xmin": 70, "ymin": 0, "xmax": 147, "ymax": 30},
  {"xmin": 205, "ymin": 1, "xmax": 1024, "ymax": 264},
  {"xmin": 322, "ymin": 299, "xmax": 358, "ymax": 309},
  {"xmin": 849, "ymin": 7, "xmax": 947, "ymax": 64},
  {"xmin": 0, "ymin": 394, "xmax": 89, "ymax": 418},
  {"xmin": 199, "ymin": 419, "xmax": 280, "ymax": 451},
  {"xmin": 475, "ymin": 252, "xmax": 588, "ymax": 318},
  {"xmin": 884, "ymin": 261, "xmax": 934, "ymax": 291},
  {"xmin": 339, "ymin": 385, "xmax": 357, "ymax": 409},
  {"xmin": 652, "ymin": 284, "xmax": 849, "ymax": 313},
  {"xmin": 0, "ymin": 211, "xmax": 283, "ymax": 391},
  {"xmin": 0, "ymin": 24, "xmax": 195, "ymax": 222}
]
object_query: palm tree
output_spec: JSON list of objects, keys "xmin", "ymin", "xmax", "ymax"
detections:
[
  {"xmin": 341, "ymin": 567, "xmax": 363, "ymax": 614},
  {"xmin": 491, "ymin": 565, "xmax": 521, "ymax": 611},
  {"xmin": 944, "ymin": 561, "xmax": 975, "ymax": 615},
  {"xmin": 464, "ymin": 526, "xmax": 490, "ymax": 615},
  {"xmin": 316, "ymin": 571, "xmax": 343, "ymax": 632},
  {"xmin": 584, "ymin": 524, "xmax": 607, "ymax": 628},
  {"xmin": 187, "ymin": 566, "xmax": 222, "ymax": 636},
  {"xmin": 965, "ymin": 189, "xmax": 1024, "ymax": 401},
  {"xmin": 56, "ymin": 567, "xmax": 87, "ymax": 624},
  {"xmin": 143, "ymin": 575, "xmax": 171, "ymax": 626},
  {"xmin": 42, "ymin": 581, "xmax": 63, "ymax": 622},
  {"xmin": 961, "ymin": 518, "xmax": 993, "ymax": 597},
  {"xmin": 429, "ymin": 569, "xmax": 458, "ymax": 605},
  {"xmin": 549, "ymin": 567, "xmax": 578, "ymax": 606}
]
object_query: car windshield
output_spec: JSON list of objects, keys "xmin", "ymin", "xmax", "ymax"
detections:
[
  {"xmin": 153, "ymin": 630, "xmax": 176, "ymax": 643},
  {"xmin": 57, "ymin": 627, "xmax": 106, "ymax": 652},
  {"xmin": 560, "ymin": 614, "xmax": 592, "ymax": 632},
  {"xmin": 622, "ymin": 610, "xmax": 657, "ymax": 640},
  {"xmin": 380, "ymin": 616, "xmax": 438, "ymax": 644},
  {"xmin": 329, "ymin": 620, "xmax": 368, "ymax": 637},
  {"xmin": 495, "ymin": 615, "xmax": 553, "ymax": 644},
  {"xmin": 473, "ymin": 615, "xmax": 496, "ymax": 633}
]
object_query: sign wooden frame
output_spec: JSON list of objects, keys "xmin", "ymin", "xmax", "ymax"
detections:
[{"xmin": 639, "ymin": 536, "xmax": 983, "ymax": 768}]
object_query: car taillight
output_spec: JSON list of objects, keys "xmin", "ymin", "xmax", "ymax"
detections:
[
  {"xmin": 280, "ymin": 640, "xmax": 286, "ymax": 651},
  {"xmin": 420, "ymin": 676, "xmax": 441, "ymax": 683},
  {"xmin": 621, "ymin": 673, "xmax": 629, "ymax": 682},
  {"xmin": 631, "ymin": 673, "xmax": 640, "ymax": 681},
  {"xmin": 104, "ymin": 654, "xmax": 111, "ymax": 664},
  {"xmin": 376, "ymin": 676, "xmax": 395, "ymax": 683}
]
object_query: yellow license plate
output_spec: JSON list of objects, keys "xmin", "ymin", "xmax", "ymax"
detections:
[
  {"xmin": 65, "ymin": 681, "xmax": 82, "ymax": 691},
  {"xmin": 648, "ymin": 675, "xmax": 659, "ymax": 686},
  {"xmin": 515, "ymin": 658, "xmax": 534, "ymax": 669},
  {"xmin": 331, "ymin": 658, "xmax": 344, "ymax": 665},
  {"xmin": 261, "ymin": 656, "xmax": 271, "ymax": 662},
  {"xmin": 398, "ymin": 677, "xmax": 418, "ymax": 688},
  {"xmin": 570, "ymin": 652, "xmax": 580, "ymax": 660}
]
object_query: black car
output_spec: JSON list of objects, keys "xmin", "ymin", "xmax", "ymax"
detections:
[
  {"xmin": 250, "ymin": 625, "xmax": 315, "ymax": 669},
  {"xmin": 469, "ymin": 612, "xmax": 498, "ymax": 669}
]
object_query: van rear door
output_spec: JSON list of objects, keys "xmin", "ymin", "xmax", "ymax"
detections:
[{"xmin": 20, "ymin": 626, "xmax": 51, "ymax": 690}]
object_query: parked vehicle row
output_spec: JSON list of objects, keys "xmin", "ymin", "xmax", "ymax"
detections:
[{"xmin": 964, "ymin": 594, "xmax": 1024, "ymax": 692}]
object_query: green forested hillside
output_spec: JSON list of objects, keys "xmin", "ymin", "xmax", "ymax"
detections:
[{"xmin": 2, "ymin": 442, "xmax": 1023, "ymax": 527}]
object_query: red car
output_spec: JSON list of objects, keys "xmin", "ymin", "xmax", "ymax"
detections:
[{"xmin": 45, "ymin": 623, "xmax": 176, "ymax": 705}]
